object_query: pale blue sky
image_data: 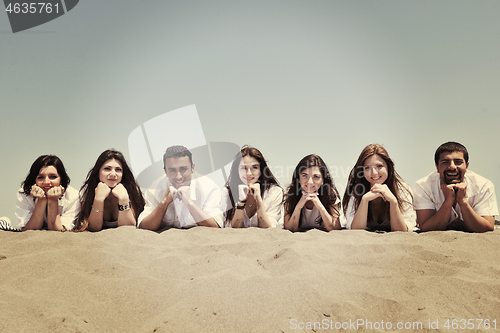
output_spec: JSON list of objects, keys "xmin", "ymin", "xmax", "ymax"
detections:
[{"xmin": 1, "ymin": 0, "xmax": 499, "ymax": 224}]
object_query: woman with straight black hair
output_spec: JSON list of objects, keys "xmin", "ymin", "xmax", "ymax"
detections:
[
  {"xmin": 222, "ymin": 146, "xmax": 282, "ymax": 228},
  {"xmin": 284, "ymin": 154, "xmax": 341, "ymax": 232},
  {"xmin": 15, "ymin": 155, "xmax": 80, "ymax": 231},
  {"xmin": 75, "ymin": 149, "xmax": 145, "ymax": 231}
]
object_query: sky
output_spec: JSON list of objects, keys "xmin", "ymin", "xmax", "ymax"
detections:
[{"xmin": 1, "ymin": 0, "xmax": 500, "ymax": 224}]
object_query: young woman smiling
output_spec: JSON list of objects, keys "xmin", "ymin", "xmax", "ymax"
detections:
[
  {"xmin": 222, "ymin": 146, "xmax": 282, "ymax": 228},
  {"xmin": 284, "ymin": 154, "xmax": 341, "ymax": 232},
  {"xmin": 15, "ymin": 155, "xmax": 80, "ymax": 231},
  {"xmin": 343, "ymin": 144, "xmax": 415, "ymax": 232},
  {"xmin": 75, "ymin": 149, "xmax": 145, "ymax": 231}
]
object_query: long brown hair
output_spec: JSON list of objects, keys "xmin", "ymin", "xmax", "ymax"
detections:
[
  {"xmin": 75, "ymin": 149, "xmax": 145, "ymax": 231},
  {"xmin": 342, "ymin": 144, "xmax": 412, "ymax": 218},
  {"xmin": 224, "ymin": 146, "xmax": 281, "ymax": 223}
]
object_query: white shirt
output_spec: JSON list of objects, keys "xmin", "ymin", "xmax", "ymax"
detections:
[
  {"xmin": 414, "ymin": 170, "xmax": 498, "ymax": 224},
  {"xmin": 15, "ymin": 186, "xmax": 80, "ymax": 230},
  {"xmin": 222, "ymin": 185, "xmax": 283, "ymax": 228},
  {"xmin": 137, "ymin": 175, "xmax": 223, "ymax": 229}
]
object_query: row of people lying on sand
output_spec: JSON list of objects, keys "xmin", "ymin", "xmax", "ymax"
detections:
[{"xmin": 1, "ymin": 141, "xmax": 497, "ymax": 233}]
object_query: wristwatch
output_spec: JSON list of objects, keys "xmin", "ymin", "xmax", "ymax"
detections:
[
  {"xmin": 236, "ymin": 202, "xmax": 246, "ymax": 210},
  {"xmin": 118, "ymin": 202, "xmax": 131, "ymax": 211}
]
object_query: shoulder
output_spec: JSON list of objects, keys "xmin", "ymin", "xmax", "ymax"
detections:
[
  {"xmin": 150, "ymin": 174, "xmax": 168, "ymax": 190},
  {"xmin": 415, "ymin": 171, "xmax": 439, "ymax": 187},
  {"xmin": 193, "ymin": 176, "xmax": 220, "ymax": 192},
  {"xmin": 16, "ymin": 188, "xmax": 30, "ymax": 201},
  {"xmin": 61, "ymin": 186, "xmax": 80, "ymax": 206},
  {"xmin": 262, "ymin": 184, "xmax": 283, "ymax": 200},
  {"xmin": 464, "ymin": 170, "xmax": 495, "ymax": 196},
  {"xmin": 267, "ymin": 185, "xmax": 283, "ymax": 195},
  {"xmin": 465, "ymin": 170, "xmax": 493, "ymax": 187},
  {"xmin": 414, "ymin": 172, "xmax": 440, "ymax": 195},
  {"xmin": 64, "ymin": 186, "xmax": 79, "ymax": 197}
]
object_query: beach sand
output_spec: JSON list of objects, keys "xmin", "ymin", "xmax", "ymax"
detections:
[{"xmin": 1, "ymin": 227, "xmax": 499, "ymax": 332}]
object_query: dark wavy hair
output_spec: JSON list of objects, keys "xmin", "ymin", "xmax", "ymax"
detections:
[
  {"xmin": 342, "ymin": 144, "xmax": 412, "ymax": 219},
  {"xmin": 434, "ymin": 141, "xmax": 469, "ymax": 165},
  {"xmin": 224, "ymin": 146, "xmax": 281, "ymax": 223},
  {"xmin": 75, "ymin": 149, "xmax": 145, "ymax": 231},
  {"xmin": 284, "ymin": 154, "xmax": 339, "ymax": 228},
  {"xmin": 21, "ymin": 155, "xmax": 70, "ymax": 195}
]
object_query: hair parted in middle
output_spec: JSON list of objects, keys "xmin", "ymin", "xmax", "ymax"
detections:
[
  {"xmin": 75, "ymin": 149, "xmax": 145, "ymax": 231},
  {"xmin": 342, "ymin": 143, "xmax": 412, "ymax": 218},
  {"xmin": 284, "ymin": 154, "xmax": 340, "ymax": 228},
  {"xmin": 223, "ymin": 146, "xmax": 281, "ymax": 224}
]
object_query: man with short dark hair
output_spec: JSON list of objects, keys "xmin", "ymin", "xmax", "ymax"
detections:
[
  {"xmin": 414, "ymin": 142, "xmax": 498, "ymax": 232},
  {"xmin": 138, "ymin": 145, "xmax": 222, "ymax": 230}
]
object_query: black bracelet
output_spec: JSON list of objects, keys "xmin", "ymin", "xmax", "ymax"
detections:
[{"xmin": 118, "ymin": 202, "xmax": 131, "ymax": 211}]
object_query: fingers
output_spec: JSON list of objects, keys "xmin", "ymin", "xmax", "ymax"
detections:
[
  {"xmin": 301, "ymin": 191, "xmax": 318, "ymax": 201},
  {"xmin": 31, "ymin": 185, "xmax": 46, "ymax": 198}
]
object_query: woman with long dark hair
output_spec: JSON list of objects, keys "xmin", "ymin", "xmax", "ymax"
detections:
[
  {"xmin": 284, "ymin": 154, "xmax": 340, "ymax": 232},
  {"xmin": 76, "ymin": 149, "xmax": 145, "ymax": 231},
  {"xmin": 342, "ymin": 144, "xmax": 414, "ymax": 232},
  {"xmin": 223, "ymin": 146, "xmax": 282, "ymax": 228},
  {"xmin": 15, "ymin": 155, "xmax": 80, "ymax": 231}
]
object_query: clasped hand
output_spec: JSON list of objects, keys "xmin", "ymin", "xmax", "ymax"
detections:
[
  {"xmin": 440, "ymin": 180, "xmax": 467, "ymax": 204},
  {"xmin": 95, "ymin": 183, "xmax": 128, "ymax": 202},
  {"xmin": 364, "ymin": 184, "xmax": 397, "ymax": 204},
  {"xmin": 240, "ymin": 183, "xmax": 261, "ymax": 202},
  {"xmin": 169, "ymin": 185, "xmax": 191, "ymax": 203},
  {"xmin": 31, "ymin": 185, "xmax": 65, "ymax": 200},
  {"xmin": 299, "ymin": 191, "xmax": 320, "ymax": 208}
]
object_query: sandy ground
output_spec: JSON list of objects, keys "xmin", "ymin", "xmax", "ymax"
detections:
[{"xmin": 1, "ymin": 227, "xmax": 499, "ymax": 333}]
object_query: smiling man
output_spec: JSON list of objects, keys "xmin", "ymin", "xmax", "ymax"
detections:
[
  {"xmin": 138, "ymin": 145, "xmax": 222, "ymax": 230},
  {"xmin": 414, "ymin": 142, "xmax": 498, "ymax": 232}
]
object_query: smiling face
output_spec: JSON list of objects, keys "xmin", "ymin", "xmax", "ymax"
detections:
[
  {"xmin": 238, "ymin": 156, "xmax": 261, "ymax": 185},
  {"xmin": 363, "ymin": 154, "xmax": 388, "ymax": 187},
  {"xmin": 299, "ymin": 166, "xmax": 323, "ymax": 194},
  {"xmin": 436, "ymin": 151, "xmax": 468, "ymax": 184},
  {"xmin": 99, "ymin": 159, "xmax": 123, "ymax": 188},
  {"xmin": 164, "ymin": 156, "xmax": 194, "ymax": 188},
  {"xmin": 36, "ymin": 165, "xmax": 61, "ymax": 193}
]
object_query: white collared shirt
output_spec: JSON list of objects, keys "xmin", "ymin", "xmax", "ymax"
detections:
[
  {"xmin": 15, "ymin": 185, "xmax": 81, "ymax": 230},
  {"xmin": 414, "ymin": 170, "xmax": 498, "ymax": 223},
  {"xmin": 138, "ymin": 175, "xmax": 223, "ymax": 229}
]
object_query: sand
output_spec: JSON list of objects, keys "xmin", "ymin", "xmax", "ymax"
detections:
[{"xmin": 1, "ymin": 227, "xmax": 499, "ymax": 332}]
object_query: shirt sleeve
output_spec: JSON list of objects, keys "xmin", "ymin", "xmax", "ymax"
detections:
[
  {"xmin": 59, "ymin": 189, "xmax": 80, "ymax": 230},
  {"xmin": 15, "ymin": 191, "xmax": 33, "ymax": 229},
  {"xmin": 413, "ymin": 179, "xmax": 437, "ymax": 211},
  {"xmin": 200, "ymin": 181, "xmax": 223, "ymax": 227},
  {"xmin": 137, "ymin": 187, "xmax": 162, "ymax": 227},
  {"xmin": 344, "ymin": 196, "xmax": 356, "ymax": 230},
  {"xmin": 471, "ymin": 180, "xmax": 499, "ymax": 217},
  {"xmin": 220, "ymin": 187, "xmax": 231, "ymax": 228},
  {"xmin": 264, "ymin": 186, "xmax": 284, "ymax": 228},
  {"xmin": 400, "ymin": 185, "xmax": 416, "ymax": 232}
]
